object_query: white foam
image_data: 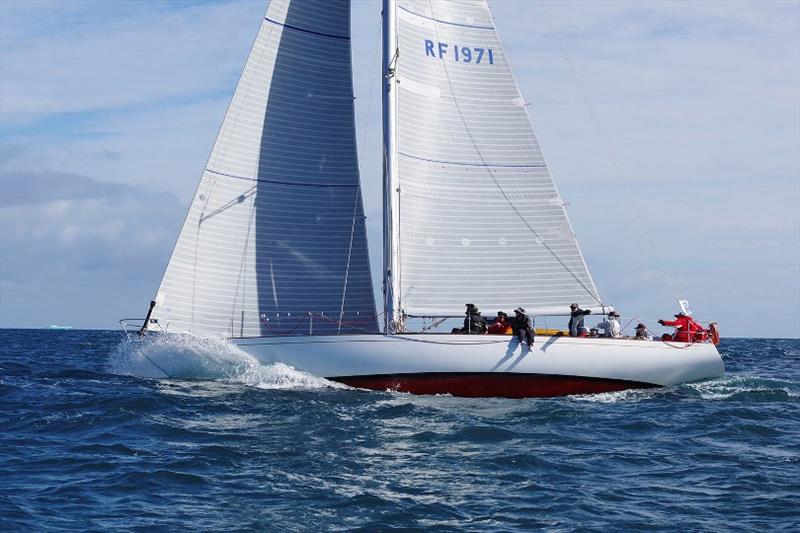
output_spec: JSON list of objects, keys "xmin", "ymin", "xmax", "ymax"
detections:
[
  {"xmin": 686, "ymin": 375, "xmax": 797, "ymax": 400},
  {"xmin": 108, "ymin": 334, "xmax": 348, "ymax": 390},
  {"xmin": 571, "ymin": 375, "xmax": 798, "ymax": 403},
  {"xmin": 569, "ymin": 387, "xmax": 661, "ymax": 403}
]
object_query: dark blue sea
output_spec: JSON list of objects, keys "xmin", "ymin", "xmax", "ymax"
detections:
[{"xmin": 1, "ymin": 330, "xmax": 798, "ymax": 531}]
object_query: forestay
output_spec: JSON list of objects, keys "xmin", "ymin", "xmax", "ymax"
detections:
[
  {"xmin": 150, "ymin": 0, "xmax": 377, "ymax": 337},
  {"xmin": 388, "ymin": 0, "xmax": 603, "ymax": 317}
]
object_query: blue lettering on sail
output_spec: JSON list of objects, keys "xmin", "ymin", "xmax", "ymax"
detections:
[{"xmin": 424, "ymin": 40, "xmax": 494, "ymax": 64}]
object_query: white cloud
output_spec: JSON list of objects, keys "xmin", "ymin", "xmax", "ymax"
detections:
[
  {"xmin": 492, "ymin": 0, "xmax": 800, "ymax": 189},
  {"xmin": 0, "ymin": 166, "xmax": 183, "ymax": 328},
  {"xmin": 0, "ymin": 0, "xmax": 258, "ymax": 119}
]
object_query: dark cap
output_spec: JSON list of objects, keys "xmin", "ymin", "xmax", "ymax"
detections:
[
  {"xmin": 570, "ymin": 303, "xmax": 578, "ymax": 309},
  {"xmin": 636, "ymin": 323, "xmax": 646, "ymax": 328}
]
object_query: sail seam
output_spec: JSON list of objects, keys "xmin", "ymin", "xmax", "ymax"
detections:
[
  {"xmin": 205, "ymin": 168, "xmax": 359, "ymax": 189},
  {"xmin": 397, "ymin": 6, "xmax": 494, "ymax": 30},
  {"xmin": 264, "ymin": 16, "xmax": 349, "ymax": 40},
  {"xmin": 399, "ymin": 151, "xmax": 546, "ymax": 168}
]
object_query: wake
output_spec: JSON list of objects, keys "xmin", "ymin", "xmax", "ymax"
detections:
[
  {"xmin": 686, "ymin": 374, "xmax": 798, "ymax": 401},
  {"xmin": 570, "ymin": 374, "xmax": 798, "ymax": 403},
  {"xmin": 108, "ymin": 334, "xmax": 348, "ymax": 390}
]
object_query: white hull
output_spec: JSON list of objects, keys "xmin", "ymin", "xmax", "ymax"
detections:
[{"xmin": 232, "ymin": 334, "xmax": 724, "ymax": 398}]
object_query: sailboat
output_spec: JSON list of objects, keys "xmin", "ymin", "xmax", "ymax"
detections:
[{"xmin": 130, "ymin": 0, "xmax": 724, "ymax": 398}]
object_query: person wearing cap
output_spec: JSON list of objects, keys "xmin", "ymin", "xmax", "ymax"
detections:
[
  {"xmin": 512, "ymin": 307, "xmax": 535, "ymax": 349},
  {"xmin": 568, "ymin": 303, "xmax": 592, "ymax": 337},
  {"xmin": 488, "ymin": 311, "xmax": 512, "ymax": 334},
  {"xmin": 598, "ymin": 311, "xmax": 621, "ymax": 338},
  {"xmin": 634, "ymin": 323, "xmax": 652, "ymax": 340},
  {"xmin": 658, "ymin": 313, "xmax": 705, "ymax": 343},
  {"xmin": 454, "ymin": 303, "xmax": 487, "ymax": 334}
]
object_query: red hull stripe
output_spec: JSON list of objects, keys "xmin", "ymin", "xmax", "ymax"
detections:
[{"xmin": 330, "ymin": 372, "xmax": 660, "ymax": 398}]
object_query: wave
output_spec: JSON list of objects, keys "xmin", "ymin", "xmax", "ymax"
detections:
[
  {"xmin": 569, "ymin": 387, "xmax": 663, "ymax": 403},
  {"xmin": 571, "ymin": 374, "xmax": 798, "ymax": 403},
  {"xmin": 107, "ymin": 334, "xmax": 347, "ymax": 391},
  {"xmin": 686, "ymin": 374, "xmax": 798, "ymax": 401}
]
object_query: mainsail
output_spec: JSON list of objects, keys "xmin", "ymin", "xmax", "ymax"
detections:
[
  {"xmin": 150, "ymin": 0, "xmax": 377, "ymax": 337},
  {"xmin": 384, "ymin": 0, "xmax": 603, "ymax": 322}
]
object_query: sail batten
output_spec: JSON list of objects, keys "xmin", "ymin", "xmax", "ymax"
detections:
[{"xmin": 385, "ymin": 0, "xmax": 602, "ymax": 320}]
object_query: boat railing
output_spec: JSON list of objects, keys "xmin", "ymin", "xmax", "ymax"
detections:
[{"xmin": 118, "ymin": 318, "xmax": 164, "ymax": 341}]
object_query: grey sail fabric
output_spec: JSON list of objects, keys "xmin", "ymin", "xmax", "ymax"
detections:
[
  {"xmin": 391, "ymin": 0, "xmax": 602, "ymax": 317},
  {"xmin": 150, "ymin": 0, "xmax": 377, "ymax": 337}
]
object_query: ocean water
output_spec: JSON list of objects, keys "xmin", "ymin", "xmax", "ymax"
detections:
[{"xmin": 1, "ymin": 330, "xmax": 798, "ymax": 531}]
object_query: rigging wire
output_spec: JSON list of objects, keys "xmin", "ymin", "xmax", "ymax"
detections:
[
  {"xmin": 536, "ymin": 0, "xmax": 682, "ymax": 304},
  {"xmin": 230, "ymin": 191, "xmax": 258, "ymax": 334},
  {"xmin": 338, "ymin": 14, "xmax": 384, "ymax": 334},
  {"xmin": 338, "ymin": 188, "xmax": 361, "ymax": 333}
]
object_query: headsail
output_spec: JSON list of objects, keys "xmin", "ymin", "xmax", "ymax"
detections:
[
  {"xmin": 384, "ymin": 0, "xmax": 603, "ymax": 321},
  {"xmin": 151, "ymin": 0, "xmax": 377, "ymax": 337}
]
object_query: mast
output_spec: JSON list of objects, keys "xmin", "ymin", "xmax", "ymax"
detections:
[{"xmin": 382, "ymin": 0, "xmax": 402, "ymax": 333}]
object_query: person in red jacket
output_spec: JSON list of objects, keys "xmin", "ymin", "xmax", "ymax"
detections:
[
  {"xmin": 658, "ymin": 313, "xmax": 706, "ymax": 343},
  {"xmin": 487, "ymin": 311, "xmax": 512, "ymax": 334}
]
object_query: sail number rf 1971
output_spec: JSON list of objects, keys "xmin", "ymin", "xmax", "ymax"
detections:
[{"xmin": 424, "ymin": 39, "xmax": 494, "ymax": 64}]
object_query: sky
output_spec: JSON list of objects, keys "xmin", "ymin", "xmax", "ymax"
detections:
[{"xmin": 0, "ymin": 0, "xmax": 798, "ymax": 337}]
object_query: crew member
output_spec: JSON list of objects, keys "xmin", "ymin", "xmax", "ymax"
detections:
[
  {"xmin": 488, "ymin": 311, "xmax": 512, "ymax": 334},
  {"xmin": 512, "ymin": 307, "xmax": 535, "ymax": 348},
  {"xmin": 454, "ymin": 303, "xmax": 487, "ymax": 334},
  {"xmin": 599, "ymin": 311, "xmax": 621, "ymax": 338},
  {"xmin": 658, "ymin": 313, "xmax": 705, "ymax": 343},
  {"xmin": 568, "ymin": 303, "xmax": 592, "ymax": 337},
  {"xmin": 634, "ymin": 323, "xmax": 652, "ymax": 340}
]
